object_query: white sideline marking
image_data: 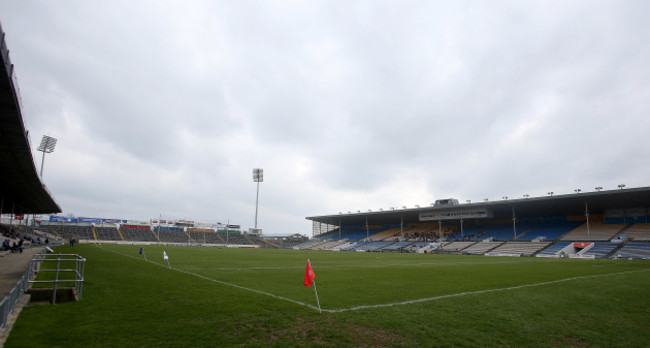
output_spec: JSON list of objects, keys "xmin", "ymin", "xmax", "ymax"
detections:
[
  {"xmin": 96, "ymin": 246, "xmax": 649, "ymax": 313},
  {"xmin": 323, "ymin": 268, "xmax": 650, "ymax": 313}
]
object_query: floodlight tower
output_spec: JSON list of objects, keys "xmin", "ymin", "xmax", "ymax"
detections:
[
  {"xmin": 253, "ymin": 168, "xmax": 263, "ymax": 229},
  {"xmin": 37, "ymin": 135, "xmax": 57, "ymax": 179}
]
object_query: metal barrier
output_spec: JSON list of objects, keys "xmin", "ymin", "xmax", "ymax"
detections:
[
  {"xmin": 28, "ymin": 254, "xmax": 86, "ymax": 304},
  {"xmin": 0, "ymin": 265, "xmax": 31, "ymax": 328}
]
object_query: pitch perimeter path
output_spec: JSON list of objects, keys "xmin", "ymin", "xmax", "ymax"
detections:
[
  {"xmin": 96, "ymin": 245, "xmax": 650, "ymax": 314},
  {"xmin": 0, "ymin": 247, "xmax": 46, "ymax": 296}
]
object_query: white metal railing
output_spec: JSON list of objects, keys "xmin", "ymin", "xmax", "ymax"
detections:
[{"xmin": 28, "ymin": 254, "xmax": 86, "ymax": 304}]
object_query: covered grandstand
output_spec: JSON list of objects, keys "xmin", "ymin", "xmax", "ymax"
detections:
[
  {"xmin": 304, "ymin": 187, "xmax": 650, "ymax": 259},
  {"xmin": 0, "ymin": 20, "xmax": 60, "ymax": 216},
  {"xmin": 0, "ymin": 20, "xmax": 62, "ymax": 333}
]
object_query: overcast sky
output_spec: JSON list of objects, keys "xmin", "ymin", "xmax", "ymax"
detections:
[{"xmin": 1, "ymin": 1, "xmax": 649, "ymax": 236}]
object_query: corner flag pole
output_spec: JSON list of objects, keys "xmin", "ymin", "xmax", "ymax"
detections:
[
  {"xmin": 313, "ymin": 279, "xmax": 322, "ymax": 314},
  {"xmin": 308, "ymin": 259, "xmax": 322, "ymax": 314}
]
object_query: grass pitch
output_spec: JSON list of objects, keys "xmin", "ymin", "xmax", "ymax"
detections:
[{"xmin": 5, "ymin": 244, "xmax": 650, "ymax": 347}]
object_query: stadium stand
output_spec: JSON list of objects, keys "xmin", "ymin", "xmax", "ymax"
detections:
[
  {"xmin": 156, "ymin": 227, "xmax": 190, "ymax": 243},
  {"xmin": 456, "ymin": 223, "xmax": 530, "ymax": 242},
  {"xmin": 414, "ymin": 242, "xmax": 440, "ymax": 253},
  {"xmin": 560, "ymin": 221, "xmax": 627, "ymax": 241},
  {"xmin": 487, "ymin": 242, "xmax": 551, "ymax": 257},
  {"xmin": 611, "ymin": 242, "xmax": 650, "ymax": 260},
  {"xmin": 619, "ymin": 223, "xmax": 650, "ymax": 241},
  {"xmin": 381, "ymin": 241, "xmax": 416, "ymax": 252},
  {"xmin": 515, "ymin": 221, "xmax": 583, "ymax": 241},
  {"xmin": 535, "ymin": 241, "xmax": 572, "ymax": 257},
  {"xmin": 403, "ymin": 223, "xmax": 452, "ymax": 241},
  {"xmin": 331, "ymin": 242, "xmax": 356, "ymax": 251},
  {"xmin": 261, "ymin": 234, "xmax": 309, "ymax": 249},
  {"xmin": 360, "ymin": 241, "xmax": 396, "ymax": 251},
  {"xmin": 301, "ymin": 239, "xmax": 331, "ymax": 250},
  {"xmin": 293, "ymin": 239, "xmax": 321, "ymax": 249},
  {"xmin": 462, "ymin": 241, "xmax": 503, "ymax": 255},
  {"xmin": 95, "ymin": 226, "xmax": 122, "ymax": 241},
  {"xmin": 361, "ymin": 226, "xmax": 402, "ymax": 241},
  {"xmin": 258, "ymin": 239, "xmax": 280, "ymax": 248},
  {"xmin": 312, "ymin": 240, "xmax": 348, "ymax": 250},
  {"xmin": 186, "ymin": 229, "xmax": 228, "ymax": 244},
  {"xmin": 483, "ymin": 224, "xmax": 534, "ymax": 241},
  {"xmin": 354, "ymin": 242, "xmax": 383, "ymax": 251},
  {"xmin": 121, "ymin": 225, "xmax": 158, "ymax": 241},
  {"xmin": 311, "ymin": 228, "xmax": 342, "ymax": 240},
  {"xmin": 202, "ymin": 232, "xmax": 226, "ymax": 244},
  {"xmin": 582, "ymin": 242, "xmax": 621, "ymax": 258},
  {"xmin": 405, "ymin": 223, "xmax": 437, "ymax": 234},
  {"xmin": 48, "ymin": 224, "xmax": 95, "ymax": 241},
  {"xmin": 322, "ymin": 225, "xmax": 387, "ymax": 241},
  {"xmin": 245, "ymin": 234, "xmax": 262, "ymax": 245},
  {"xmin": 339, "ymin": 242, "xmax": 362, "ymax": 251},
  {"xmin": 440, "ymin": 241, "xmax": 476, "ymax": 252},
  {"xmin": 449, "ymin": 225, "xmax": 483, "ymax": 241},
  {"xmin": 39, "ymin": 226, "xmax": 63, "ymax": 239},
  {"xmin": 218, "ymin": 231, "xmax": 259, "ymax": 246}
]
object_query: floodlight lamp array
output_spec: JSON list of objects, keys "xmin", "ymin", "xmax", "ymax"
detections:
[
  {"xmin": 38, "ymin": 135, "xmax": 57, "ymax": 153},
  {"xmin": 253, "ymin": 168, "xmax": 263, "ymax": 182}
]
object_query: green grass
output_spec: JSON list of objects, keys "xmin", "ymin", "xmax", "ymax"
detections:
[{"xmin": 5, "ymin": 244, "xmax": 650, "ymax": 347}]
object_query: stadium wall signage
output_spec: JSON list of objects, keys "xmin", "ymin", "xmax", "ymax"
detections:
[
  {"xmin": 48, "ymin": 215, "xmax": 127, "ymax": 224},
  {"xmin": 419, "ymin": 208, "xmax": 492, "ymax": 221}
]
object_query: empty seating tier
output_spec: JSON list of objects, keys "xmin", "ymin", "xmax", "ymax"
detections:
[
  {"xmin": 48, "ymin": 225, "xmax": 94, "ymax": 240},
  {"xmin": 95, "ymin": 226, "xmax": 122, "ymax": 241},
  {"xmin": 515, "ymin": 222, "xmax": 583, "ymax": 241},
  {"xmin": 487, "ymin": 242, "xmax": 551, "ymax": 257},
  {"xmin": 583, "ymin": 242, "xmax": 620, "ymax": 258},
  {"xmin": 560, "ymin": 221, "xmax": 626, "ymax": 241},
  {"xmin": 611, "ymin": 242, "xmax": 650, "ymax": 260},
  {"xmin": 462, "ymin": 242, "xmax": 503, "ymax": 255},
  {"xmin": 440, "ymin": 241, "xmax": 476, "ymax": 252},
  {"xmin": 620, "ymin": 223, "xmax": 650, "ymax": 241},
  {"xmin": 536, "ymin": 242, "xmax": 572, "ymax": 257},
  {"xmin": 121, "ymin": 225, "xmax": 157, "ymax": 241}
]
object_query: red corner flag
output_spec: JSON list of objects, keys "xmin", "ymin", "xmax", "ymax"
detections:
[{"xmin": 304, "ymin": 260, "xmax": 316, "ymax": 287}]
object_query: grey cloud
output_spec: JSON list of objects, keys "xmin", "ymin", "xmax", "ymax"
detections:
[{"xmin": 1, "ymin": 0, "xmax": 649, "ymax": 235}]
